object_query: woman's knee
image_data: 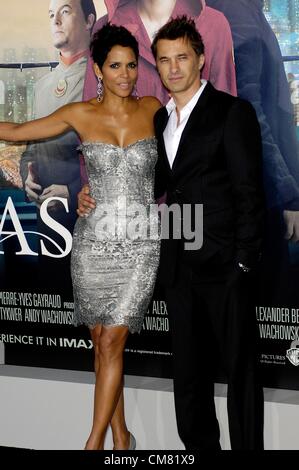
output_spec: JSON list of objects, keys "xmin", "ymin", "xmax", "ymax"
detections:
[
  {"xmin": 90, "ymin": 324, "xmax": 102, "ymax": 351},
  {"xmin": 98, "ymin": 326, "xmax": 129, "ymax": 360}
]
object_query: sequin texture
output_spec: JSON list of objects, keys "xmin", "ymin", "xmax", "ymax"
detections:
[{"xmin": 71, "ymin": 138, "xmax": 160, "ymax": 333}]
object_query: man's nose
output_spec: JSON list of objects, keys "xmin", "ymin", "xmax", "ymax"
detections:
[
  {"xmin": 170, "ymin": 59, "xmax": 179, "ymax": 73},
  {"xmin": 54, "ymin": 12, "xmax": 62, "ymax": 25}
]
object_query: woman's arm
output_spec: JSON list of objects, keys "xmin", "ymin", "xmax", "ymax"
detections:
[{"xmin": 0, "ymin": 102, "xmax": 80, "ymax": 142}]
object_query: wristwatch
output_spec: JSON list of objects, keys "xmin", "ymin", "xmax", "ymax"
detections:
[{"xmin": 238, "ymin": 262, "xmax": 251, "ymax": 273}]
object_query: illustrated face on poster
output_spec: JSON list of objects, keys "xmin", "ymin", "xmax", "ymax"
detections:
[{"xmin": 49, "ymin": 0, "xmax": 93, "ymax": 53}]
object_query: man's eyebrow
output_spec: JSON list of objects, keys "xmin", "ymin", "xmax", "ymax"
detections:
[
  {"xmin": 49, "ymin": 4, "xmax": 72, "ymax": 13},
  {"xmin": 158, "ymin": 53, "xmax": 188, "ymax": 60}
]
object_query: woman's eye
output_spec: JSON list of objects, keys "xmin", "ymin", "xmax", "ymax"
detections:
[
  {"xmin": 128, "ymin": 63, "xmax": 137, "ymax": 69},
  {"xmin": 110, "ymin": 63, "xmax": 119, "ymax": 69}
]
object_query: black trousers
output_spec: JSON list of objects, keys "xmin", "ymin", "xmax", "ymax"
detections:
[{"xmin": 165, "ymin": 262, "xmax": 264, "ymax": 450}]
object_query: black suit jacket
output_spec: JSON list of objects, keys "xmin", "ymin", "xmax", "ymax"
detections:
[{"xmin": 154, "ymin": 82, "xmax": 265, "ymax": 286}]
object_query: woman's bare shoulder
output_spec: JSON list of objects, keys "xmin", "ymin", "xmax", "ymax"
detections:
[
  {"xmin": 139, "ymin": 96, "xmax": 162, "ymax": 113},
  {"xmin": 88, "ymin": 97, "xmax": 99, "ymax": 106},
  {"xmin": 60, "ymin": 100, "xmax": 94, "ymax": 113},
  {"xmin": 53, "ymin": 101, "xmax": 98, "ymax": 127},
  {"xmin": 68, "ymin": 99, "xmax": 100, "ymax": 116}
]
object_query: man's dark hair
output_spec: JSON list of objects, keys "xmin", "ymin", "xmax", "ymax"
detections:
[
  {"xmin": 151, "ymin": 15, "xmax": 204, "ymax": 59},
  {"xmin": 90, "ymin": 23, "xmax": 139, "ymax": 70},
  {"xmin": 80, "ymin": 0, "xmax": 97, "ymax": 24}
]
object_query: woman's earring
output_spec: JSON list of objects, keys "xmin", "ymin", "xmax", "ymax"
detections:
[
  {"xmin": 97, "ymin": 76, "xmax": 104, "ymax": 102},
  {"xmin": 133, "ymin": 85, "xmax": 140, "ymax": 100}
]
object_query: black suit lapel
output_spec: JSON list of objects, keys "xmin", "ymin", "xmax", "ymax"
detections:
[
  {"xmin": 155, "ymin": 106, "xmax": 169, "ymax": 135},
  {"xmin": 155, "ymin": 107, "xmax": 172, "ymax": 172},
  {"xmin": 172, "ymin": 82, "xmax": 213, "ymax": 172}
]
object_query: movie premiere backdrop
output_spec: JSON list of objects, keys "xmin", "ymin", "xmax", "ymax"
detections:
[{"xmin": 1, "ymin": 0, "xmax": 299, "ymax": 388}]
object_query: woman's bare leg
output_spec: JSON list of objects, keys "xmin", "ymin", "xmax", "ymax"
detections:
[
  {"xmin": 110, "ymin": 384, "xmax": 131, "ymax": 449},
  {"xmin": 89, "ymin": 327, "xmax": 130, "ymax": 449},
  {"xmin": 86, "ymin": 324, "xmax": 129, "ymax": 450}
]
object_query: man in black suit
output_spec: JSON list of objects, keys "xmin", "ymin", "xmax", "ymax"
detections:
[{"xmin": 151, "ymin": 16, "xmax": 265, "ymax": 450}]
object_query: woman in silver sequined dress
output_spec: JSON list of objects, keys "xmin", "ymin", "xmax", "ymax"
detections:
[{"xmin": 0, "ymin": 24, "xmax": 161, "ymax": 450}]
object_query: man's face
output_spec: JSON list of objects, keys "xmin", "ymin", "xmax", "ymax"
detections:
[
  {"xmin": 156, "ymin": 37, "xmax": 204, "ymax": 96},
  {"xmin": 49, "ymin": 0, "xmax": 89, "ymax": 51}
]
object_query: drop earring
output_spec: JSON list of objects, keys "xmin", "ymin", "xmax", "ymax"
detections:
[
  {"xmin": 133, "ymin": 84, "xmax": 140, "ymax": 100},
  {"xmin": 97, "ymin": 76, "xmax": 104, "ymax": 102}
]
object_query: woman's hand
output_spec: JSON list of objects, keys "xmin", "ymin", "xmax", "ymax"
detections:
[{"xmin": 77, "ymin": 184, "xmax": 96, "ymax": 217}]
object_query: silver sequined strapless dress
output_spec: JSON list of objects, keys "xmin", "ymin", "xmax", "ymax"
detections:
[{"xmin": 71, "ymin": 137, "xmax": 160, "ymax": 333}]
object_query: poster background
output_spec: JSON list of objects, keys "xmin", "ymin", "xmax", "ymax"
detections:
[
  {"xmin": 1, "ymin": 0, "xmax": 299, "ymax": 388},
  {"xmin": 0, "ymin": 0, "xmax": 171, "ymax": 377},
  {"xmin": 0, "ymin": 0, "xmax": 107, "ymax": 59}
]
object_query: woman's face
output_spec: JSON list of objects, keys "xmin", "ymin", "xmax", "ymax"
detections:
[{"xmin": 98, "ymin": 45, "xmax": 138, "ymax": 98}]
